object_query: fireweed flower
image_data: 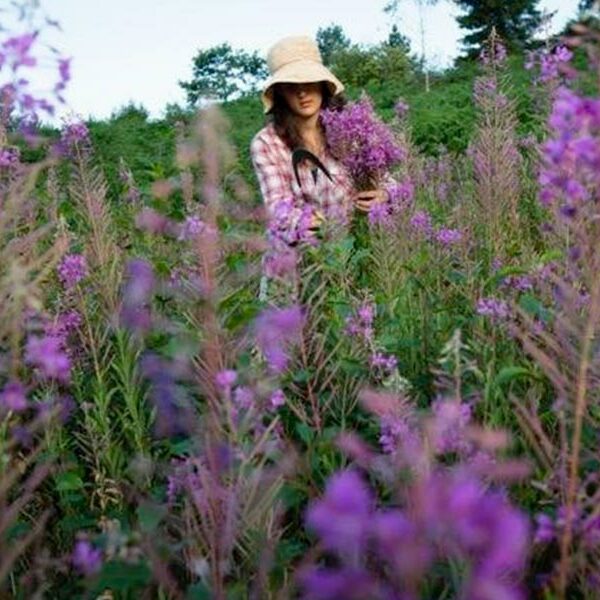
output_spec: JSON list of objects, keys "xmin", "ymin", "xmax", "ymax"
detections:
[
  {"xmin": 321, "ymin": 96, "xmax": 405, "ymax": 188},
  {"xmin": 57, "ymin": 254, "xmax": 87, "ymax": 289},
  {"xmin": 0, "ymin": 146, "xmax": 20, "ymax": 169},
  {"xmin": 269, "ymin": 388, "xmax": 286, "ymax": 410},
  {"xmin": 178, "ymin": 215, "xmax": 206, "ymax": 241},
  {"xmin": 394, "ymin": 99, "xmax": 410, "ymax": 120},
  {"xmin": 0, "ymin": 380, "xmax": 28, "ymax": 412},
  {"xmin": 410, "ymin": 210, "xmax": 433, "ymax": 237},
  {"xmin": 305, "ymin": 469, "xmax": 372, "ymax": 558},
  {"xmin": 25, "ymin": 335, "xmax": 71, "ymax": 382},
  {"xmin": 476, "ymin": 297, "xmax": 510, "ymax": 321},
  {"xmin": 435, "ymin": 227, "xmax": 463, "ymax": 246},
  {"xmin": 370, "ymin": 351, "xmax": 398, "ymax": 373},
  {"xmin": 539, "ymin": 87, "xmax": 600, "ymax": 213},
  {"xmin": 72, "ymin": 540, "xmax": 102, "ymax": 576},
  {"xmin": 233, "ymin": 386, "xmax": 255, "ymax": 410},
  {"xmin": 59, "ymin": 120, "xmax": 90, "ymax": 155},
  {"xmin": 120, "ymin": 258, "xmax": 155, "ymax": 334},
  {"xmin": 215, "ymin": 369, "xmax": 237, "ymax": 390},
  {"xmin": 345, "ymin": 301, "xmax": 375, "ymax": 341},
  {"xmin": 254, "ymin": 305, "xmax": 303, "ymax": 374},
  {"xmin": 429, "ymin": 397, "xmax": 473, "ymax": 455}
]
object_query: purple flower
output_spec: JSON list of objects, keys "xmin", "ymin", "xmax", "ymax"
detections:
[
  {"xmin": 0, "ymin": 146, "xmax": 20, "ymax": 169},
  {"xmin": 435, "ymin": 227, "xmax": 463, "ymax": 246},
  {"xmin": 60, "ymin": 120, "xmax": 90, "ymax": 151},
  {"xmin": 345, "ymin": 302, "xmax": 375, "ymax": 341},
  {"xmin": 370, "ymin": 352, "xmax": 397, "ymax": 373},
  {"xmin": 299, "ymin": 567, "xmax": 378, "ymax": 600},
  {"xmin": 25, "ymin": 335, "xmax": 71, "ymax": 382},
  {"xmin": 367, "ymin": 200, "xmax": 391, "ymax": 228},
  {"xmin": 534, "ymin": 513, "xmax": 555, "ymax": 544},
  {"xmin": 135, "ymin": 207, "xmax": 171, "ymax": 235},
  {"xmin": 122, "ymin": 259, "xmax": 155, "ymax": 306},
  {"xmin": 476, "ymin": 297, "xmax": 510, "ymax": 321},
  {"xmin": 430, "ymin": 397, "xmax": 473, "ymax": 455},
  {"xmin": 410, "ymin": 210, "xmax": 433, "ymax": 237},
  {"xmin": 254, "ymin": 305, "xmax": 303, "ymax": 374},
  {"xmin": 305, "ymin": 470, "xmax": 372, "ymax": 558},
  {"xmin": 215, "ymin": 369, "xmax": 237, "ymax": 390},
  {"xmin": 178, "ymin": 215, "xmax": 206, "ymax": 241},
  {"xmin": 394, "ymin": 99, "xmax": 410, "ymax": 119},
  {"xmin": 57, "ymin": 254, "xmax": 87, "ymax": 289},
  {"xmin": 2, "ymin": 33, "xmax": 37, "ymax": 71},
  {"xmin": 269, "ymin": 388, "xmax": 286, "ymax": 410},
  {"xmin": 0, "ymin": 380, "xmax": 28, "ymax": 412},
  {"xmin": 387, "ymin": 180, "xmax": 414, "ymax": 213},
  {"xmin": 72, "ymin": 540, "xmax": 102, "ymax": 576},
  {"xmin": 233, "ymin": 386, "xmax": 255, "ymax": 410},
  {"xmin": 321, "ymin": 96, "xmax": 406, "ymax": 188}
]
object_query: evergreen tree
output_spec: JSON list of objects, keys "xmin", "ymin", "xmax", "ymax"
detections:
[
  {"xmin": 387, "ymin": 24, "xmax": 411, "ymax": 53},
  {"xmin": 316, "ymin": 24, "xmax": 351, "ymax": 66},
  {"xmin": 453, "ymin": 0, "xmax": 542, "ymax": 56}
]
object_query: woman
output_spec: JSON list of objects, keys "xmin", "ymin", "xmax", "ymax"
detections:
[{"xmin": 250, "ymin": 35, "xmax": 389, "ymax": 244}]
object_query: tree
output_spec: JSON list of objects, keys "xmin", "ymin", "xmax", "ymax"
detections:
[
  {"xmin": 385, "ymin": 0, "xmax": 441, "ymax": 92},
  {"xmin": 316, "ymin": 24, "xmax": 351, "ymax": 66},
  {"xmin": 453, "ymin": 0, "xmax": 543, "ymax": 56},
  {"xmin": 387, "ymin": 24, "xmax": 411, "ymax": 53},
  {"xmin": 179, "ymin": 43, "xmax": 268, "ymax": 105}
]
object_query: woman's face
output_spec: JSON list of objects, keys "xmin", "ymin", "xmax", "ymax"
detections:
[{"xmin": 278, "ymin": 82, "xmax": 324, "ymax": 119}]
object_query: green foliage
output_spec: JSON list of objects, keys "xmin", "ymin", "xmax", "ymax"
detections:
[
  {"xmin": 179, "ymin": 43, "xmax": 268, "ymax": 104},
  {"xmin": 316, "ymin": 23, "xmax": 351, "ymax": 66},
  {"xmin": 453, "ymin": 0, "xmax": 543, "ymax": 56}
]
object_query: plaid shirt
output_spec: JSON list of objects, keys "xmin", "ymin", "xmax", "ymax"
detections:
[{"xmin": 251, "ymin": 122, "xmax": 355, "ymax": 242}]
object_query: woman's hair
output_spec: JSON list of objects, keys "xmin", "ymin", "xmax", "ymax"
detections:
[{"xmin": 267, "ymin": 81, "xmax": 346, "ymax": 150}]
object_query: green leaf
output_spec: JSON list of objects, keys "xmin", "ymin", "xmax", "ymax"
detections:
[
  {"xmin": 492, "ymin": 366, "xmax": 534, "ymax": 388},
  {"xmin": 92, "ymin": 561, "xmax": 151, "ymax": 593},
  {"xmin": 55, "ymin": 471, "xmax": 84, "ymax": 492},
  {"xmin": 137, "ymin": 502, "xmax": 166, "ymax": 533},
  {"xmin": 295, "ymin": 422, "xmax": 314, "ymax": 445}
]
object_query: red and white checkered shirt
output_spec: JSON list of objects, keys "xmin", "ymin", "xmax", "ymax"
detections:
[{"xmin": 250, "ymin": 122, "xmax": 355, "ymax": 241}]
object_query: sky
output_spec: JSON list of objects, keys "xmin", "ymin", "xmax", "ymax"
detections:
[{"xmin": 17, "ymin": 0, "xmax": 582, "ymax": 122}]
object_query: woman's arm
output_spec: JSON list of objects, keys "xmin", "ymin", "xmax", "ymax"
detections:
[{"xmin": 251, "ymin": 134, "xmax": 316, "ymax": 243}]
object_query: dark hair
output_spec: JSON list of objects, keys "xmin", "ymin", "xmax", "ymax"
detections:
[{"xmin": 267, "ymin": 82, "xmax": 346, "ymax": 151}]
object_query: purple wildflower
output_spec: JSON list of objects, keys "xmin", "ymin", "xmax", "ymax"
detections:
[
  {"xmin": 2, "ymin": 33, "xmax": 37, "ymax": 71},
  {"xmin": 345, "ymin": 302, "xmax": 375, "ymax": 341},
  {"xmin": 410, "ymin": 210, "xmax": 433, "ymax": 237},
  {"xmin": 57, "ymin": 254, "xmax": 87, "ymax": 289},
  {"xmin": 430, "ymin": 397, "xmax": 473, "ymax": 455},
  {"xmin": 321, "ymin": 96, "xmax": 406, "ymax": 188},
  {"xmin": 215, "ymin": 369, "xmax": 237, "ymax": 390},
  {"xmin": 25, "ymin": 335, "xmax": 71, "ymax": 382},
  {"xmin": 135, "ymin": 207, "xmax": 171, "ymax": 235},
  {"xmin": 534, "ymin": 513, "xmax": 555, "ymax": 544},
  {"xmin": 394, "ymin": 99, "xmax": 410, "ymax": 120},
  {"xmin": 254, "ymin": 305, "xmax": 303, "ymax": 374},
  {"xmin": 233, "ymin": 386, "xmax": 255, "ymax": 410},
  {"xmin": 269, "ymin": 388, "xmax": 286, "ymax": 410},
  {"xmin": 387, "ymin": 179, "xmax": 414, "ymax": 213},
  {"xmin": 370, "ymin": 352, "xmax": 398, "ymax": 373},
  {"xmin": 72, "ymin": 540, "xmax": 102, "ymax": 576},
  {"xmin": 0, "ymin": 380, "xmax": 28, "ymax": 412},
  {"xmin": 305, "ymin": 470, "xmax": 372, "ymax": 558},
  {"xmin": 476, "ymin": 297, "xmax": 510, "ymax": 321},
  {"xmin": 178, "ymin": 215, "xmax": 206, "ymax": 241},
  {"xmin": 60, "ymin": 120, "xmax": 90, "ymax": 151},
  {"xmin": 435, "ymin": 227, "xmax": 463, "ymax": 246},
  {"xmin": 0, "ymin": 146, "xmax": 20, "ymax": 169}
]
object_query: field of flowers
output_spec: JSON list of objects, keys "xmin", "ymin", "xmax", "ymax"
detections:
[{"xmin": 2, "ymin": 5, "xmax": 600, "ymax": 600}]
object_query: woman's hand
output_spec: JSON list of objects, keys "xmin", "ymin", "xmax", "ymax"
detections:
[
  {"xmin": 353, "ymin": 189, "xmax": 388, "ymax": 213},
  {"xmin": 307, "ymin": 209, "xmax": 325, "ymax": 235}
]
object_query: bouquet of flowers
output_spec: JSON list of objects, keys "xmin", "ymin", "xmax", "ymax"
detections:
[{"xmin": 321, "ymin": 95, "xmax": 405, "ymax": 191}]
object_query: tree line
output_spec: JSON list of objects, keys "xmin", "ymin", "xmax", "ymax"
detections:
[{"xmin": 180, "ymin": 0, "xmax": 593, "ymax": 105}]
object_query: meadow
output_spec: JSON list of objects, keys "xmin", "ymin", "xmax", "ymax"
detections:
[{"xmin": 1, "ymin": 7, "xmax": 600, "ymax": 600}]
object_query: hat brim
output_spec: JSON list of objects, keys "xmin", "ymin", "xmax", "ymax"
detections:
[{"xmin": 261, "ymin": 60, "xmax": 344, "ymax": 114}]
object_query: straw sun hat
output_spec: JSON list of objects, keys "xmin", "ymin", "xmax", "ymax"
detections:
[{"xmin": 261, "ymin": 35, "xmax": 344, "ymax": 114}]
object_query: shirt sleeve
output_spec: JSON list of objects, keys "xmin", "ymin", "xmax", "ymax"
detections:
[{"xmin": 250, "ymin": 133, "xmax": 310, "ymax": 244}]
